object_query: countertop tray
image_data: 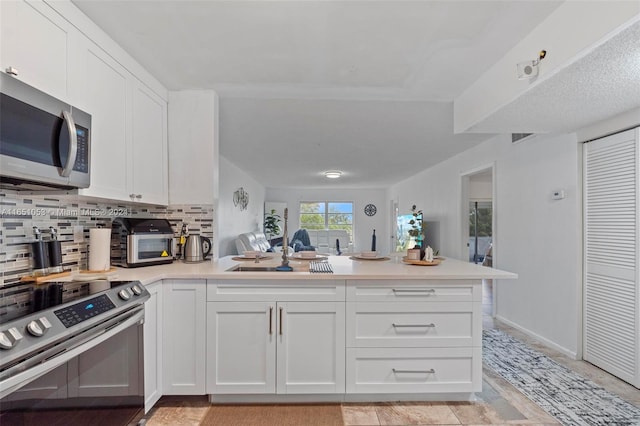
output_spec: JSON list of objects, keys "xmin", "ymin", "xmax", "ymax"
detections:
[{"xmin": 401, "ymin": 257, "xmax": 442, "ymax": 266}]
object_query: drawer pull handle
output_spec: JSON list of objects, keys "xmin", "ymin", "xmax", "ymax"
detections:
[
  {"xmin": 392, "ymin": 323, "xmax": 435, "ymax": 328},
  {"xmin": 392, "ymin": 289, "xmax": 436, "ymax": 294},
  {"xmin": 279, "ymin": 307, "xmax": 283, "ymax": 335},
  {"xmin": 269, "ymin": 306, "xmax": 273, "ymax": 335},
  {"xmin": 392, "ymin": 368, "xmax": 435, "ymax": 374}
]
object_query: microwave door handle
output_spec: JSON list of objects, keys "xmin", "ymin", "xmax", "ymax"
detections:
[{"xmin": 60, "ymin": 110, "xmax": 78, "ymax": 177}]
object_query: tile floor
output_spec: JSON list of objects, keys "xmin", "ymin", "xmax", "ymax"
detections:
[{"xmin": 144, "ymin": 279, "xmax": 640, "ymax": 425}]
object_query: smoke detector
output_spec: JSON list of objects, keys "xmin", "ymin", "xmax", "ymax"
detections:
[{"xmin": 517, "ymin": 50, "xmax": 547, "ymax": 80}]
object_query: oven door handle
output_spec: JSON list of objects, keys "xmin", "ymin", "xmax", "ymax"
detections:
[{"xmin": 0, "ymin": 308, "xmax": 144, "ymax": 399}]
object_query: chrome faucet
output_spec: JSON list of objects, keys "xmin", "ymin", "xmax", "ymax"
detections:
[{"xmin": 276, "ymin": 208, "xmax": 293, "ymax": 271}]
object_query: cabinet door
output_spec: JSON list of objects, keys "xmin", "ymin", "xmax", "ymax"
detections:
[
  {"xmin": 75, "ymin": 38, "xmax": 132, "ymax": 202},
  {"xmin": 132, "ymin": 81, "xmax": 168, "ymax": 205},
  {"xmin": 276, "ymin": 302, "xmax": 345, "ymax": 394},
  {"xmin": 206, "ymin": 302, "xmax": 276, "ymax": 394},
  {"xmin": 0, "ymin": 0, "xmax": 72, "ymax": 100},
  {"xmin": 68, "ymin": 324, "xmax": 142, "ymax": 397},
  {"xmin": 144, "ymin": 281, "xmax": 163, "ymax": 412},
  {"xmin": 162, "ymin": 280, "xmax": 206, "ymax": 395}
]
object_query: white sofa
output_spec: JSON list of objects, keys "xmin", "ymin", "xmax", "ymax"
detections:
[{"xmin": 235, "ymin": 232, "xmax": 272, "ymax": 254}]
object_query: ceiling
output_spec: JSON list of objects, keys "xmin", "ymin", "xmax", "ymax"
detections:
[
  {"xmin": 467, "ymin": 20, "xmax": 640, "ymax": 134},
  {"xmin": 72, "ymin": 0, "xmax": 566, "ymax": 188}
]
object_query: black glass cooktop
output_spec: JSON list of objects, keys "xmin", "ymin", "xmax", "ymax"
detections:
[{"xmin": 0, "ymin": 280, "xmax": 136, "ymax": 326}]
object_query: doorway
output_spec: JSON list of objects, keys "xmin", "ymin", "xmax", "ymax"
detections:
[{"xmin": 461, "ymin": 165, "xmax": 496, "ymax": 318}]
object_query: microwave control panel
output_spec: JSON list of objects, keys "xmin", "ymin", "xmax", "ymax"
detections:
[{"xmin": 73, "ymin": 125, "xmax": 89, "ymax": 173}]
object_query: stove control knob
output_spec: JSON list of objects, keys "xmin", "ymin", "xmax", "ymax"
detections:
[
  {"xmin": 0, "ymin": 327, "xmax": 24, "ymax": 349},
  {"xmin": 131, "ymin": 284, "xmax": 143, "ymax": 296},
  {"xmin": 27, "ymin": 317, "xmax": 52, "ymax": 337},
  {"xmin": 118, "ymin": 289, "xmax": 131, "ymax": 301}
]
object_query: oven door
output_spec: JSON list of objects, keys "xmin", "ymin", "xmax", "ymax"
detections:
[{"xmin": 0, "ymin": 308, "xmax": 145, "ymax": 426}]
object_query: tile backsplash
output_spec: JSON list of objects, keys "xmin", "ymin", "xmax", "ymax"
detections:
[{"xmin": 0, "ymin": 190, "xmax": 214, "ymax": 288}]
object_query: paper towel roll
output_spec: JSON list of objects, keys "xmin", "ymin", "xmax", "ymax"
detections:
[{"xmin": 89, "ymin": 228, "xmax": 111, "ymax": 271}]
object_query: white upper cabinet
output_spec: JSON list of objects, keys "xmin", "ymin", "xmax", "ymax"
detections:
[
  {"xmin": 2, "ymin": 0, "xmax": 169, "ymax": 205},
  {"xmin": 167, "ymin": 91, "xmax": 218, "ymax": 205},
  {"xmin": 73, "ymin": 38, "xmax": 132, "ymax": 201},
  {"xmin": 0, "ymin": 0, "xmax": 73, "ymax": 101},
  {"xmin": 132, "ymin": 81, "xmax": 168, "ymax": 205},
  {"xmin": 73, "ymin": 41, "xmax": 168, "ymax": 205}
]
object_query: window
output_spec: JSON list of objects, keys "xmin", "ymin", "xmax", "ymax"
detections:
[{"xmin": 300, "ymin": 201, "xmax": 353, "ymax": 237}]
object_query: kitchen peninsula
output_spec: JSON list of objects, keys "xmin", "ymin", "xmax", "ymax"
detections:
[{"xmin": 98, "ymin": 255, "xmax": 516, "ymax": 407}]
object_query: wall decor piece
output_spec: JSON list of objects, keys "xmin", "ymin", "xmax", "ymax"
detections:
[
  {"xmin": 233, "ymin": 187, "xmax": 249, "ymax": 210},
  {"xmin": 364, "ymin": 203, "xmax": 377, "ymax": 216}
]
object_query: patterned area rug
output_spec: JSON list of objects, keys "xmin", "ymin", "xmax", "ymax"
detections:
[{"xmin": 483, "ymin": 329, "xmax": 640, "ymax": 426}]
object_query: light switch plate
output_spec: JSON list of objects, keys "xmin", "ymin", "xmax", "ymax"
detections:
[{"xmin": 73, "ymin": 226, "xmax": 84, "ymax": 243}]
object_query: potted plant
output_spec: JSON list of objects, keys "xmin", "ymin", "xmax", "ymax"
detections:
[
  {"xmin": 263, "ymin": 209, "xmax": 282, "ymax": 245},
  {"xmin": 407, "ymin": 205, "xmax": 425, "ymax": 259}
]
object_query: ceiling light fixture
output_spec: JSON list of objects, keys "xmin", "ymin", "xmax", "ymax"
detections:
[{"xmin": 324, "ymin": 170, "xmax": 342, "ymax": 179}]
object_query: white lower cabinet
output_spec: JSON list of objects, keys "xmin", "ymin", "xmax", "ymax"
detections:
[
  {"xmin": 346, "ymin": 301, "xmax": 479, "ymax": 348},
  {"xmin": 276, "ymin": 301, "xmax": 345, "ymax": 394},
  {"xmin": 345, "ymin": 280, "xmax": 483, "ymax": 394},
  {"xmin": 207, "ymin": 302, "xmax": 276, "ymax": 394},
  {"xmin": 144, "ymin": 281, "xmax": 163, "ymax": 412},
  {"xmin": 206, "ymin": 280, "xmax": 346, "ymax": 395},
  {"xmin": 163, "ymin": 279, "xmax": 206, "ymax": 395},
  {"xmin": 346, "ymin": 347, "xmax": 481, "ymax": 394}
]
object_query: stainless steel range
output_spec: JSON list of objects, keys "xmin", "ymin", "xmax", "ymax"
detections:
[{"xmin": 0, "ymin": 280, "xmax": 149, "ymax": 425}]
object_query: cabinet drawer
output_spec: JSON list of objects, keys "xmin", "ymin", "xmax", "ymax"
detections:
[
  {"xmin": 346, "ymin": 280, "xmax": 479, "ymax": 302},
  {"xmin": 346, "ymin": 347, "xmax": 481, "ymax": 394},
  {"xmin": 207, "ymin": 280, "xmax": 345, "ymax": 302},
  {"xmin": 347, "ymin": 302, "xmax": 480, "ymax": 348}
]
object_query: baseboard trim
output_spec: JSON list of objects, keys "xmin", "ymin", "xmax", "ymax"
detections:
[
  {"xmin": 494, "ymin": 315, "xmax": 579, "ymax": 360},
  {"xmin": 208, "ymin": 392, "xmax": 477, "ymax": 404}
]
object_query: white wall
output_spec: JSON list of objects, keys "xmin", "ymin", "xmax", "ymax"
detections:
[
  {"xmin": 265, "ymin": 187, "xmax": 388, "ymax": 254},
  {"xmin": 218, "ymin": 156, "xmax": 266, "ymax": 256},
  {"xmin": 388, "ymin": 132, "xmax": 581, "ymax": 357}
]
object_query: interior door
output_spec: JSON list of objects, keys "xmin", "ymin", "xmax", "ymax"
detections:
[{"xmin": 583, "ymin": 127, "xmax": 639, "ymax": 387}]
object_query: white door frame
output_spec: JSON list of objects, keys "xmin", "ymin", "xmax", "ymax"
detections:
[{"xmin": 460, "ymin": 163, "xmax": 497, "ymax": 315}]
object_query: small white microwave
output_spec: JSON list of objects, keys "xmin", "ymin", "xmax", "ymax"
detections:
[{"xmin": 111, "ymin": 218, "xmax": 175, "ymax": 268}]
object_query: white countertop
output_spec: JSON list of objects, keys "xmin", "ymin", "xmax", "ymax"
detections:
[{"xmin": 75, "ymin": 254, "xmax": 517, "ymax": 286}]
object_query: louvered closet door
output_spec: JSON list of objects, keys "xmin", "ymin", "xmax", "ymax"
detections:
[{"xmin": 584, "ymin": 127, "xmax": 639, "ymax": 388}]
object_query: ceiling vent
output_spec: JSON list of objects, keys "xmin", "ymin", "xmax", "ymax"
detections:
[{"xmin": 511, "ymin": 133, "xmax": 534, "ymax": 143}]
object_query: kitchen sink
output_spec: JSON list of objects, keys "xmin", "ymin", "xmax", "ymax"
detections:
[{"xmin": 227, "ymin": 266, "xmax": 287, "ymax": 272}]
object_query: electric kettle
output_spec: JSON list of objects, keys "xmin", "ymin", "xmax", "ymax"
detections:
[{"xmin": 183, "ymin": 234, "xmax": 212, "ymax": 263}]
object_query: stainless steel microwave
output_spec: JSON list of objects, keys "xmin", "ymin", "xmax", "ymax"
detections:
[
  {"xmin": 0, "ymin": 72, "xmax": 91, "ymax": 190},
  {"xmin": 111, "ymin": 218, "xmax": 175, "ymax": 268}
]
